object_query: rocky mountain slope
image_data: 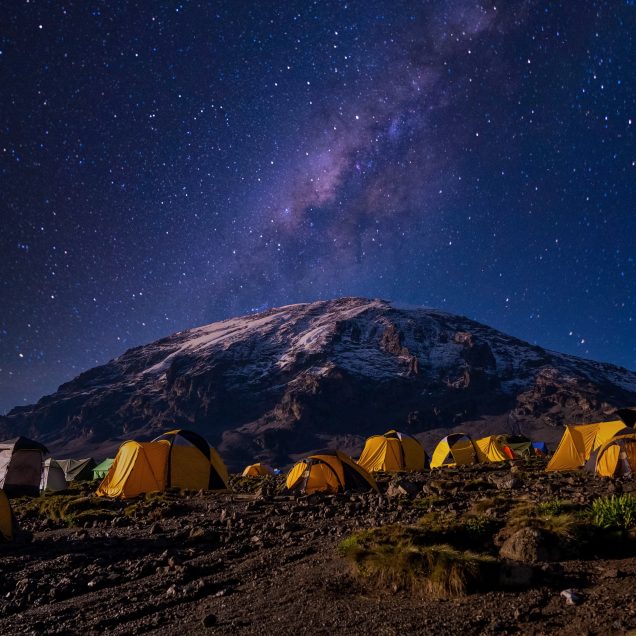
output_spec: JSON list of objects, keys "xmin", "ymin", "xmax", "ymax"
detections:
[{"xmin": 1, "ymin": 297, "xmax": 635, "ymax": 466}]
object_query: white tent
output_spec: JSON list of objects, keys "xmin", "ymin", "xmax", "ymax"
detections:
[
  {"xmin": 0, "ymin": 437, "xmax": 47, "ymax": 497},
  {"xmin": 40, "ymin": 459, "xmax": 68, "ymax": 492}
]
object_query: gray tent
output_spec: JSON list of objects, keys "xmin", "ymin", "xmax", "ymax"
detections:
[
  {"xmin": 41, "ymin": 459, "xmax": 68, "ymax": 492},
  {"xmin": 56, "ymin": 458, "xmax": 96, "ymax": 482},
  {"xmin": 0, "ymin": 437, "xmax": 48, "ymax": 497}
]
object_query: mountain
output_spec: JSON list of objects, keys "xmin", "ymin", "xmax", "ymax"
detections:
[{"xmin": 1, "ymin": 297, "xmax": 635, "ymax": 468}]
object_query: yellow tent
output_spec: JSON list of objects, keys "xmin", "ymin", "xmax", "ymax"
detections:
[
  {"xmin": 0, "ymin": 490, "xmax": 15, "ymax": 541},
  {"xmin": 242, "ymin": 463, "xmax": 274, "ymax": 477},
  {"xmin": 592, "ymin": 431, "xmax": 636, "ymax": 477},
  {"xmin": 546, "ymin": 420, "xmax": 626, "ymax": 472},
  {"xmin": 357, "ymin": 430, "xmax": 429, "ymax": 472},
  {"xmin": 96, "ymin": 429, "xmax": 229, "ymax": 498},
  {"xmin": 286, "ymin": 450, "xmax": 378, "ymax": 495},
  {"xmin": 474, "ymin": 436, "xmax": 510, "ymax": 463},
  {"xmin": 430, "ymin": 433, "xmax": 477, "ymax": 468}
]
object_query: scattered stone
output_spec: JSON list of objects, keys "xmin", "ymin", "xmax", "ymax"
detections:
[
  {"xmin": 149, "ymin": 522, "xmax": 163, "ymax": 535},
  {"xmin": 560, "ymin": 588, "xmax": 583, "ymax": 605}
]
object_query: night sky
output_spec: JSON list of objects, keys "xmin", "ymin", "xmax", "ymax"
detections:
[{"xmin": 1, "ymin": 1, "xmax": 634, "ymax": 413}]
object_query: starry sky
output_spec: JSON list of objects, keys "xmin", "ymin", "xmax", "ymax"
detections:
[{"xmin": 1, "ymin": 1, "xmax": 634, "ymax": 413}]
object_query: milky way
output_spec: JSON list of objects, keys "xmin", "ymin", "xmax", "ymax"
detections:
[{"xmin": 1, "ymin": 1, "xmax": 634, "ymax": 412}]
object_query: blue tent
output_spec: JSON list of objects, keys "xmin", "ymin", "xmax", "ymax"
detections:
[{"xmin": 532, "ymin": 441, "xmax": 548, "ymax": 455}]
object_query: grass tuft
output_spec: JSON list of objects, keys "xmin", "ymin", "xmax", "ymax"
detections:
[
  {"xmin": 13, "ymin": 492, "xmax": 122, "ymax": 527},
  {"xmin": 339, "ymin": 525, "xmax": 495, "ymax": 597}
]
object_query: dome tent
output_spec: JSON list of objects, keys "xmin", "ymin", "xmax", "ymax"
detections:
[
  {"xmin": 96, "ymin": 429, "xmax": 229, "ymax": 499},
  {"xmin": 430, "ymin": 433, "xmax": 477, "ymax": 468},
  {"xmin": 92, "ymin": 458, "xmax": 114, "ymax": 480},
  {"xmin": 40, "ymin": 459, "xmax": 68, "ymax": 492},
  {"xmin": 532, "ymin": 441, "xmax": 549, "ymax": 456},
  {"xmin": 546, "ymin": 420, "xmax": 626, "ymax": 472},
  {"xmin": 57, "ymin": 458, "xmax": 96, "ymax": 482},
  {"xmin": 585, "ymin": 429, "xmax": 636, "ymax": 477},
  {"xmin": 357, "ymin": 430, "xmax": 430, "ymax": 473},
  {"xmin": 0, "ymin": 437, "xmax": 48, "ymax": 497},
  {"xmin": 474, "ymin": 436, "xmax": 509, "ymax": 463},
  {"xmin": 286, "ymin": 450, "xmax": 378, "ymax": 495},
  {"xmin": 242, "ymin": 463, "xmax": 274, "ymax": 477}
]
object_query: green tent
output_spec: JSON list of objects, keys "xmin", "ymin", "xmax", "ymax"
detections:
[{"xmin": 92, "ymin": 458, "xmax": 114, "ymax": 480}]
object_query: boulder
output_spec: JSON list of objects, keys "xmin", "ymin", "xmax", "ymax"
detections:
[
  {"xmin": 386, "ymin": 480, "xmax": 420, "ymax": 498},
  {"xmin": 499, "ymin": 528, "xmax": 555, "ymax": 563}
]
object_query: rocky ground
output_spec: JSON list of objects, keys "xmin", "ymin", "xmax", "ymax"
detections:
[{"xmin": 2, "ymin": 461, "xmax": 636, "ymax": 635}]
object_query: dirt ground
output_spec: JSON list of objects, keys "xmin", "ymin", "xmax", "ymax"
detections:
[{"xmin": 2, "ymin": 463, "xmax": 636, "ymax": 635}]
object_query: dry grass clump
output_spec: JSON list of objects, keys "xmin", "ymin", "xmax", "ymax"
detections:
[
  {"xmin": 14, "ymin": 492, "xmax": 122, "ymax": 527},
  {"xmin": 506, "ymin": 499, "xmax": 586, "ymax": 540},
  {"xmin": 339, "ymin": 525, "xmax": 496, "ymax": 597}
]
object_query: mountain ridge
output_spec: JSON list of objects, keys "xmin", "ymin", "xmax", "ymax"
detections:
[{"xmin": 2, "ymin": 297, "xmax": 635, "ymax": 467}]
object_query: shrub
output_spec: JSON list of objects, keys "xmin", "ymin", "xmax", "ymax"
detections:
[
  {"xmin": 591, "ymin": 494, "xmax": 636, "ymax": 531},
  {"xmin": 339, "ymin": 525, "xmax": 495, "ymax": 597}
]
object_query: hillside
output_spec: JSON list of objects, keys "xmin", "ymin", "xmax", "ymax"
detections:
[{"xmin": 1, "ymin": 297, "xmax": 635, "ymax": 466}]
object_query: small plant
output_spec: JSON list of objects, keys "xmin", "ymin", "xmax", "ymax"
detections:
[
  {"xmin": 463, "ymin": 515, "xmax": 493, "ymax": 538},
  {"xmin": 411, "ymin": 495, "xmax": 443, "ymax": 511},
  {"xmin": 591, "ymin": 494, "xmax": 636, "ymax": 531},
  {"xmin": 536, "ymin": 499, "xmax": 568, "ymax": 517}
]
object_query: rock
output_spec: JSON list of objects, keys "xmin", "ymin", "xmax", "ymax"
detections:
[
  {"xmin": 386, "ymin": 480, "xmax": 419, "ymax": 498},
  {"xmin": 87, "ymin": 577, "xmax": 103, "ymax": 589},
  {"xmin": 499, "ymin": 528, "xmax": 554, "ymax": 563},
  {"xmin": 188, "ymin": 527, "xmax": 206, "ymax": 540},
  {"xmin": 488, "ymin": 473, "xmax": 522, "ymax": 490},
  {"xmin": 14, "ymin": 578, "xmax": 33, "ymax": 599},
  {"xmin": 599, "ymin": 567, "xmax": 620, "ymax": 579},
  {"xmin": 201, "ymin": 613, "xmax": 217, "ymax": 628},
  {"xmin": 560, "ymin": 588, "xmax": 583, "ymax": 605}
]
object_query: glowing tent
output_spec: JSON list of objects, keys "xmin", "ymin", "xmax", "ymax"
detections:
[
  {"xmin": 546, "ymin": 420, "xmax": 627, "ymax": 472},
  {"xmin": 357, "ymin": 430, "xmax": 430, "ymax": 472},
  {"xmin": 97, "ymin": 429, "xmax": 229, "ymax": 499},
  {"xmin": 286, "ymin": 450, "xmax": 378, "ymax": 495},
  {"xmin": 474, "ymin": 436, "xmax": 509, "ymax": 463},
  {"xmin": 242, "ymin": 463, "xmax": 274, "ymax": 477},
  {"xmin": 430, "ymin": 433, "xmax": 477, "ymax": 468},
  {"xmin": 592, "ymin": 430, "xmax": 636, "ymax": 477}
]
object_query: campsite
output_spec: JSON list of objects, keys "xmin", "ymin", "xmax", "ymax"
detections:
[{"xmin": 2, "ymin": 415, "xmax": 636, "ymax": 634}]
